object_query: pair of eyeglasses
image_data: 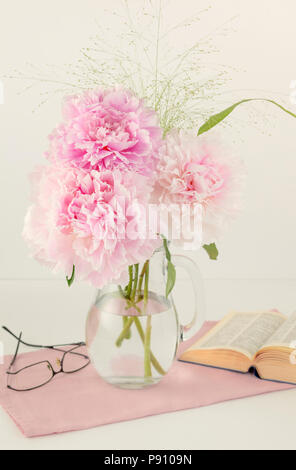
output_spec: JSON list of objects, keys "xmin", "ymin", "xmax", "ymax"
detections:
[{"xmin": 2, "ymin": 326, "xmax": 90, "ymax": 392}]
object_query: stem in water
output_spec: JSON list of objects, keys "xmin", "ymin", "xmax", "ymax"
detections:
[
  {"xmin": 116, "ymin": 317, "xmax": 134, "ymax": 347},
  {"xmin": 144, "ymin": 315, "xmax": 152, "ymax": 378},
  {"xmin": 131, "ymin": 264, "xmax": 139, "ymax": 301},
  {"xmin": 137, "ymin": 260, "xmax": 149, "ymax": 301},
  {"xmin": 143, "ymin": 261, "xmax": 149, "ymax": 314},
  {"xmin": 143, "ymin": 262, "xmax": 152, "ymax": 378},
  {"xmin": 134, "ymin": 318, "xmax": 165, "ymax": 376},
  {"xmin": 116, "ymin": 260, "xmax": 165, "ymax": 378}
]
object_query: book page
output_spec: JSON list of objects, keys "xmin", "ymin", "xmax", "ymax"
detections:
[
  {"xmin": 264, "ymin": 311, "xmax": 296, "ymax": 348},
  {"xmin": 193, "ymin": 311, "xmax": 286, "ymax": 358}
]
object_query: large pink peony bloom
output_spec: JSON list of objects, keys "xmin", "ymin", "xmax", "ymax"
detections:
[
  {"xmin": 155, "ymin": 131, "xmax": 245, "ymax": 244},
  {"xmin": 46, "ymin": 88, "xmax": 162, "ymax": 176},
  {"xmin": 23, "ymin": 164, "xmax": 160, "ymax": 288}
]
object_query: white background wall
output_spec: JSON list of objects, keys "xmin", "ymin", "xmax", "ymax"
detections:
[
  {"xmin": 1, "ymin": 2, "xmax": 296, "ymax": 450},
  {"xmin": 0, "ymin": 0, "xmax": 296, "ymax": 284}
]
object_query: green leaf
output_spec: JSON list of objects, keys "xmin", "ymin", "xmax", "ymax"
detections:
[
  {"xmin": 203, "ymin": 243, "xmax": 219, "ymax": 261},
  {"xmin": 166, "ymin": 260, "xmax": 176, "ymax": 298},
  {"xmin": 66, "ymin": 265, "xmax": 75, "ymax": 287},
  {"xmin": 160, "ymin": 234, "xmax": 171, "ymax": 262},
  {"xmin": 159, "ymin": 234, "xmax": 176, "ymax": 297},
  {"xmin": 198, "ymin": 99, "xmax": 296, "ymax": 135}
]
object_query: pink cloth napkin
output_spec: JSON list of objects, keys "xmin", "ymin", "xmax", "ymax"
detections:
[{"xmin": 0, "ymin": 322, "xmax": 294, "ymax": 438}]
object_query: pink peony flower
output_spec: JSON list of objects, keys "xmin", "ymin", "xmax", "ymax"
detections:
[
  {"xmin": 155, "ymin": 131, "xmax": 245, "ymax": 244},
  {"xmin": 23, "ymin": 164, "xmax": 160, "ymax": 288},
  {"xmin": 46, "ymin": 88, "xmax": 162, "ymax": 176}
]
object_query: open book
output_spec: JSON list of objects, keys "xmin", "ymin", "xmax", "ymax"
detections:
[{"xmin": 180, "ymin": 311, "xmax": 296, "ymax": 384}]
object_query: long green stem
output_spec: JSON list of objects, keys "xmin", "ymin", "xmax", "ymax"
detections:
[
  {"xmin": 116, "ymin": 317, "xmax": 135, "ymax": 347},
  {"xmin": 119, "ymin": 261, "xmax": 147, "ymax": 344},
  {"xmin": 137, "ymin": 260, "xmax": 149, "ymax": 301},
  {"xmin": 143, "ymin": 261, "xmax": 149, "ymax": 314},
  {"xmin": 143, "ymin": 262, "xmax": 152, "ymax": 378},
  {"xmin": 124, "ymin": 263, "xmax": 138, "ymax": 340},
  {"xmin": 144, "ymin": 315, "xmax": 152, "ymax": 378},
  {"xmin": 134, "ymin": 318, "xmax": 165, "ymax": 375},
  {"xmin": 119, "ymin": 266, "xmax": 133, "ymax": 342},
  {"xmin": 126, "ymin": 266, "xmax": 133, "ymax": 298},
  {"xmin": 118, "ymin": 275, "xmax": 132, "ymax": 340},
  {"xmin": 123, "ymin": 317, "xmax": 131, "ymax": 339},
  {"xmin": 118, "ymin": 285, "xmax": 130, "ymax": 339},
  {"xmin": 131, "ymin": 263, "xmax": 139, "ymax": 301}
]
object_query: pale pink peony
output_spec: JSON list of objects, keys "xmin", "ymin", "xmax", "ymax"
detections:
[
  {"xmin": 23, "ymin": 164, "xmax": 160, "ymax": 288},
  {"xmin": 155, "ymin": 131, "xmax": 245, "ymax": 244},
  {"xmin": 46, "ymin": 88, "xmax": 162, "ymax": 176}
]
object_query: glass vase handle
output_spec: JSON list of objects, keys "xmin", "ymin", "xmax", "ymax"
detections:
[{"xmin": 171, "ymin": 254, "xmax": 206, "ymax": 342}]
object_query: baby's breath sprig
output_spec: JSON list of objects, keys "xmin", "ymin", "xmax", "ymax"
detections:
[{"xmin": 5, "ymin": 0, "xmax": 233, "ymax": 133}]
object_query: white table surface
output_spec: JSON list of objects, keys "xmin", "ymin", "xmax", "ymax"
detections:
[{"xmin": 1, "ymin": 279, "xmax": 296, "ymax": 450}]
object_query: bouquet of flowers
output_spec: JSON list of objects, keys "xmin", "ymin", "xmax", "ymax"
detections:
[{"xmin": 23, "ymin": 86, "xmax": 246, "ymax": 289}]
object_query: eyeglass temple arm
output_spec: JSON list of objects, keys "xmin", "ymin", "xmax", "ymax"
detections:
[
  {"xmin": 3, "ymin": 326, "xmax": 45, "ymax": 348},
  {"xmin": 9, "ymin": 332, "xmax": 22, "ymax": 368},
  {"xmin": 2, "ymin": 326, "xmax": 84, "ymax": 349}
]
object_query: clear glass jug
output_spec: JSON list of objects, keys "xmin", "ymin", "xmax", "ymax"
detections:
[{"xmin": 85, "ymin": 247, "xmax": 205, "ymax": 389}]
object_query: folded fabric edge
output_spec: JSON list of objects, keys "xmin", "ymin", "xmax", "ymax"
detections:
[{"xmin": 1, "ymin": 385, "xmax": 293, "ymax": 438}]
